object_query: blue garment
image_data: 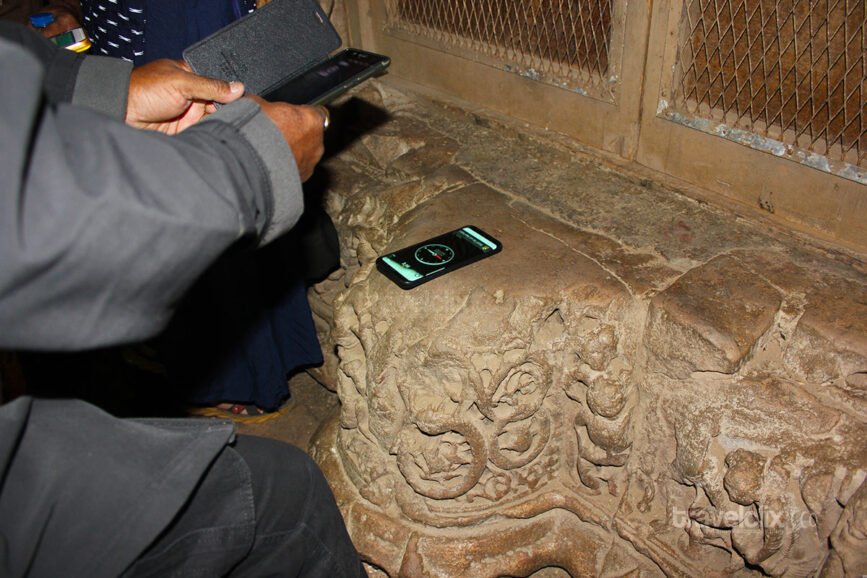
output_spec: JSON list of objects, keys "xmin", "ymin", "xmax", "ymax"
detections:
[
  {"xmin": 82, "ymin": 0, "xmax": 256, "ymax": 64},
  {"xmin": 162, "ymin": 237, "xmax": 324, "ymax": 411},
  {"xmin": 81, "ymin": 0, "xmax": 147, "ymax": 63}
]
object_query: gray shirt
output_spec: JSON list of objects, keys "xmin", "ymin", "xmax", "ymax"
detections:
[
  {"xmin": 0, "ymin": 23, "xmax": 307, "ymax": 577},
  {"xmin": 0, "ymin": 21, "xmax": 304, "ymax": 351}
]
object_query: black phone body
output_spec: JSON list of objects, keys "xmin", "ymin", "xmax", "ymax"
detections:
[
  {"xmin": 262, "ymin": 48, "xmax": 390, "ymax": 105},
  {"xmin": 376, "ymin": 225, "xmax": 502, "ymax": 290}
]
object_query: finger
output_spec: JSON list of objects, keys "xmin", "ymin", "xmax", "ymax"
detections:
[
  {"xmin": 181, "ymin": 73, "xmax": 246, "ymax": 105},
  {"xmin": 295, "ymin": 104, "xmax": 328, "ymax": 132},
  {"xmin": 36, "ymin": 22, "xmax": 63, "ymax": 37},
  {"xmin": 316, "ymin": 105, "xmax": 330, "ymax": 130}
]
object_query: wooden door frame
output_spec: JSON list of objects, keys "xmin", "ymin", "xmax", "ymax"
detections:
[{"xmin": 636, "ymin": 0, "xmax": 867, "ymax": 254}]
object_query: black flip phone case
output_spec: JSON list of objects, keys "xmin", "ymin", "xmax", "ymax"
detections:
[{"xmin": 182, "ymin": 0, "xmax": 341, "ymax": 96}]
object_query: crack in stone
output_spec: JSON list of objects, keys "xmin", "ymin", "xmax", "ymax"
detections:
[
  {"xmin": 405, "ymin": 291, "xmax": 473, "ymax": 352},
  {"xmin": 508, "ymin": 213, "xmax": 636, "ymax": 299}
]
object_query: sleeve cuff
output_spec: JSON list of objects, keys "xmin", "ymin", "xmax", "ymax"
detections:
[
  {"xmin": 71, "ymin": 55, "xmax": 132, "ymax": 119},
  {"xmin": 209, "ymin": 99, "xmax": 305, "ymax": 245}
]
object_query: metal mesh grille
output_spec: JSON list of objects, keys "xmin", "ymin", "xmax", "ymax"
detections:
[
  {"xmin": 385, "ymin": 0, "xmax": 617, "ymax": 101},
  {"xmin": 672, "ymin": 0, "xmax": 866, "ymax": 168}
]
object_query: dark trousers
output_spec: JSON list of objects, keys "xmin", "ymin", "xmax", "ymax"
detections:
[{"xmin": 122, "ymin": 436, "xmax": 366, "ymax": 577}]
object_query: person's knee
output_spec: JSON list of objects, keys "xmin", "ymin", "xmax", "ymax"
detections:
[
  {"xmin": 232, "ymin": 435, "xmax": 315, "ymax": 482},
  {"xmin": 215, "ymin": 437, "xmax": 362, "ymax": 576},
  {"xmin": 231, "ymin": 435, "xmax": 337, "ymax": 526}
]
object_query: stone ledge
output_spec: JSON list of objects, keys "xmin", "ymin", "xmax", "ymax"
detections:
[
  {"xmin": 308, "ymin": 83, "xmax": 867, "ymax": 577},
  {"xmin": 646, "ymin": 254, "xmax": 782, "ymax": 378}
]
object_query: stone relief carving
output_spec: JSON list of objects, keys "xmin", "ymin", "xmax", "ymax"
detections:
[
  {"xmin": 332, "ymin": 282, "xmax": 639, "ymax": 528},
  {"xmin": 664, "ymin": 409, "xmax": 847, "ymax": 576},
  {"xmin": 313, "ymin": 200, "xmax": 866, "ymax": 576},
  {"xmin": 306, "ymin": 86, "xmax": 866, "ymax": 576}
]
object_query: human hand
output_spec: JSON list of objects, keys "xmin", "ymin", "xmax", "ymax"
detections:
[
  {"xmin": 28, "ymin": 6, "xmax": 80, "ymax": 38},
  {"xmin": 126, "ymin": 59, "xmax": 246, "ymax": 135},
  {"xmin": 248, "ymin": 96, "xmax": 327, "ymax": 182}
]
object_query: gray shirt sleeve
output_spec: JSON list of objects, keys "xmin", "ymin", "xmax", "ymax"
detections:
[
  {"xmin": 72, "ymin": 55, "xmax": 132, "ymax": 118},
  {"xmin": 0, "ymin": 30, "xmax": 306, "ymax": 351}
]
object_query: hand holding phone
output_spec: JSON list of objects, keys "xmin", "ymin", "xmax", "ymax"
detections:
[
  {"xmin": 376, "ymin": 225, "xmax": 502, "ymax": 290},
  {"xmin": 181, "ymin": 0, "xmax": 389, "ymax": 106}
]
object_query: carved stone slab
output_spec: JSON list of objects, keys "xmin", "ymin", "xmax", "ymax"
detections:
[{"xmin": 308, "ymin": 83, "xmax": 867, "ymax": 577}]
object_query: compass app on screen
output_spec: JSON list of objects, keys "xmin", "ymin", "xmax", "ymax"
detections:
[{"xmin": 376, "ymin": 226, "xmax": 502, "ymax": 289}]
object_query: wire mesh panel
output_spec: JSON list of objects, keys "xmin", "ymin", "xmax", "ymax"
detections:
[
  {"xmin": 384, "ymin": 0, "xmax": 619, "ymax": 102},
  {"xmin": 669, "ymin": 0, "xmax": 866, "ymax": 171}
]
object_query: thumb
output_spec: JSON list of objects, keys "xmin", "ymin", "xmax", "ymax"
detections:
[{"xmin": 182, "ymin": 73, "xmax": 246, "ymax": 105}]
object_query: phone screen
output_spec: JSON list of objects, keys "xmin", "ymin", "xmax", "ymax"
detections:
[
  {"xmin": 376, "ymin": 226, "xmax": 502, "ymax": 289},
  {"xmin": 263, "ymin": 48, "xmax": 390, "ymax": 105}
]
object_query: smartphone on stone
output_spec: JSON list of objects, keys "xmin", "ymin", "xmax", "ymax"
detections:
[{"xmin": 376, "ymin": 225, "xmax": 502, "ymax": 290}]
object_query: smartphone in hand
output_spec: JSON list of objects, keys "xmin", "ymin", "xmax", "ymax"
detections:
[{"xmin": 263, "ymin": 48, "xmax": 390, "ymax": 105}]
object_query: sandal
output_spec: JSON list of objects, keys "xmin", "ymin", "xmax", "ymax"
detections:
[{"xmin": 188, "ymin": 402, "xmax": 284, "ymax": 424}]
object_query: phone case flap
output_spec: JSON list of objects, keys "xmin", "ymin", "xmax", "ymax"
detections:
[{"xmin": 182, "ymin": 0, "xmax": 341, "ymax": 96}]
